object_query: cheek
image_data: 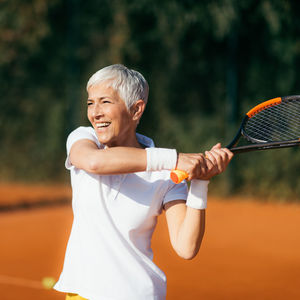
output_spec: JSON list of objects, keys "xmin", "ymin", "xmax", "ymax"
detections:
[
  {"xmin": 87, "ymin": 109, "xmax": 92, "ymax": 122},
  {"xmin": 109, "ymin": 108, "xmax": 132, "ymax": 126},
  {"xmin": 121, "ymin": 113, "xmax": 133, "ymax": 129}
]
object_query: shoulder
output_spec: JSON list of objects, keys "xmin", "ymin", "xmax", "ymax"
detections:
[
  {"xmin": 68, "ymin": 126, "xmax": 96, "ymax": 138},
  {"xmin": 66, "ymin": 126, "xmax": 101, "ymax": 154}
]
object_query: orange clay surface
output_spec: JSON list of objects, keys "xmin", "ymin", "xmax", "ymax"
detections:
[{"xmin": 0, "ymin": 183, "xmax": 300, "ymax": 300}]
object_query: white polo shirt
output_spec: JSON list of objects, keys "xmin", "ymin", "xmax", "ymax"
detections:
[{"xmin": 54, "ymin": 126, "xmax": 188, "ymax": 300}]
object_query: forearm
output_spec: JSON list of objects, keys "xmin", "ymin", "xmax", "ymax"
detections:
[
  {"xmin": 70, "ymin": 140, "xmax": 177, "ymax": 175},
  {"xmin": 174, "ymin": 208, "xmax": 205, "ymax": 260},
  {"xmin": 75, "ymin": 146, "xmax": 147, "ymax": 174},
  {"xmin": 166, "ymin": 180, "xmax": 209, "ymax": 259}
]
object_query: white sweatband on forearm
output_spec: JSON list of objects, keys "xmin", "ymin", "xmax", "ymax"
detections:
[
  {"xmin": 186, "ymin": 180, "xmax": 210, "ymax": 209},
  {"xmin": 146, "ymin": 148, "xmax": 177, "ymax": 171}
]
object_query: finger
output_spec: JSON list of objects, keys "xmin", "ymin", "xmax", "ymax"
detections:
[
  {"xmin": 222, "ymin": 147, "xmax": 234, "ymax": 160},
  {"xmin": 205, "ymin": 150, "xmax": 217, "ymax": 165},
  {"xmin": 217, "ymin": 148, "xmax": 230, "ymax": 164},
  {"xmin": 215, "ymin": 148, "xmax": 233, "ymax": 171},
  {"xmin": 211, "ymin": 143, "xmax": 221, "ymax": 150},
  {"xmin": 210, "ymin": 149, "xmax": 223, "ymax": 163},
  {"xmin": 219, "ymin": 148, "xmax": 234, "ymax": 164},
  {"xmin": 205, "ymin": 157, "xmax": 217, "ymax": 175},
  {"xmin": 198, "ymin": 155, "xmax": 208, "ymax": 177},
  {"xmin": 209, "ymin": 149, "xmax": 227, "ymax": 172}
]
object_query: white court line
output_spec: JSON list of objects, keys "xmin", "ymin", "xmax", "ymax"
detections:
[{"xmin": 0, "ymin": 274, "xmax": 43, "ymax": 289}]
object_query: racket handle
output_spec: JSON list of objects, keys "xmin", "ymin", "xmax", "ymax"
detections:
[{"xmin": 170, "ymin": 169, "xmax": 189, "ymax": 184}]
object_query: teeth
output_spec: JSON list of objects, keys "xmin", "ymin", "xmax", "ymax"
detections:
[{"xmin": 96, "ymin": 122, "xmax": 110, "ymax": 128}]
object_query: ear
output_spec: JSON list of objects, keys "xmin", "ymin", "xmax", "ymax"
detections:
[{"xmin": 131, "ymin": 100, "xmax": 146, "ymax": 122}]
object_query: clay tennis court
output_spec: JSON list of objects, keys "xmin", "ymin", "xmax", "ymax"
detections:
[{"xmin": 1, "ymin": 183, "xmax": 300, "ymax": 300}]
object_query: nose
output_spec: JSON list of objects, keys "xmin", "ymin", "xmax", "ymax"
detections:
[{"xmin": 92, "ymin": 103, "xmax": 104, "ymax": 119}]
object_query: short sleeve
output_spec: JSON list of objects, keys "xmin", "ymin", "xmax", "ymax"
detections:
[
  {"xmin": 65, "ymin": 126, "xmax": 100, "ymax": 170},
  {"xmin": 163, "ymin": 181, "xmax": 188, "ymax": 205}
]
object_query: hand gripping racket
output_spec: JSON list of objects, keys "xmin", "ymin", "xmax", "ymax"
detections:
[{"xmin": 171, "ymin": 95, "xmax": 300, "ymax": 183}]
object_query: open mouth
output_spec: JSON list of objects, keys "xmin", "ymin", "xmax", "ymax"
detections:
[{"xmin": 95, "ymin": 122, "xmax": 111, "ymax": 129}]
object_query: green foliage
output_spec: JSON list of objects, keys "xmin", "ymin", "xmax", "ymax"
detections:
[{"xmin": 0, "ymin": 0, "xmax": 299, "ymax": 199}]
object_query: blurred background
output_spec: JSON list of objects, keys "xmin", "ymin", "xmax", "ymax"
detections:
[
  {"xmin": 1, "ymin": 1, "xmax": 300, "ymax": 300},
  {"xmin": 1, "ymin": 0, "xmax": 300, "ymax": 199}
]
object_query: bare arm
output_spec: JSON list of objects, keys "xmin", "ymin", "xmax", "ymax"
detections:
[
  {"xmin": 68, "ymin": 139, "xmax": 216, "ymax": 176},
  {"xmin": 164, "ymin": 201, "xmax": 205, "ymax": 260},
  {"xmin": 69, "ymin": 139, "xmax": 147, "ymax": 174},
  {"xmin": 164, "ymin": 144, "xmax": 234, "ymax": 260}
]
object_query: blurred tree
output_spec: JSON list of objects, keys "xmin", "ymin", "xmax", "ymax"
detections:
[{"xmin": 0, "ymin": 0, "xmax": 299, "ymax": 199}]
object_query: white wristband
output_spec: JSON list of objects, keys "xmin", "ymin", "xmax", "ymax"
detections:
[
  {"xmin": 146, "ymin": 148, "xmax": 177, "ymax": 171},
  {"xmin": 186, "ymin": 180, "xmax": 210, "ymax": 209}
]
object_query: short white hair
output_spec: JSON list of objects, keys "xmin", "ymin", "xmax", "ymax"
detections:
[{"xmin": 86, "ymin": 64, "xmax": 149, "ymax": 109}]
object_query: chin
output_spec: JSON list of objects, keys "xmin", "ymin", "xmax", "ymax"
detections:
[{"xmin": 96, "ymin": 135, "xmax": 114, "ymax": 147}]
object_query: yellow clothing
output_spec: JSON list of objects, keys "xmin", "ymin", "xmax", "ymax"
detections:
[{"xmin": 66, "ymin": 293, "xmax": 88, "ymax": 300}]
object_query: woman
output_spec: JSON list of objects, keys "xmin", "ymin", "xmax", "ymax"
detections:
[{"xmin": 54, "ymin": 64, "xmax": 233, "ymax": 300}]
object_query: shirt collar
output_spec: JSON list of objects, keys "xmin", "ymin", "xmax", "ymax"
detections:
[{"xmin": 136, "ymin": 133, "xmax": 155, "ymax": 148}]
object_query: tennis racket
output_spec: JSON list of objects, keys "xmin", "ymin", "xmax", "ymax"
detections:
[{"xmin": 171, "ymin": 95, "xmax": 300, "ymax": 183}]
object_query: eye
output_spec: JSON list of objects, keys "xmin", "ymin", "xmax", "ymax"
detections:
[
  {"xmin": 102, "ymin": 99, "xmax": 112, "ymax": 104},
  {"xmin": 87, "ymin": 101, "xmax": 93, "ymax": 106}
]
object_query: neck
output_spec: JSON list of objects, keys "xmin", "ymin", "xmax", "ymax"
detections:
[{"xmin": 105, "ymin": 131, "xmax": 142, "ymax": 149}]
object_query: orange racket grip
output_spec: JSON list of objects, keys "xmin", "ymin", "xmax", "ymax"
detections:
[{"xmin": 170, "ymin": 169, "xmax": 189, "ymax": 184}]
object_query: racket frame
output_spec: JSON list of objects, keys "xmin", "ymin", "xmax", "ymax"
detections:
[
  {"xmin": 170, "ymin": 95, "xmax": 300, "ymax": 183},
  {"xmin": 227, "ymin": 96, "xmax": 300, "ymax": 153}
]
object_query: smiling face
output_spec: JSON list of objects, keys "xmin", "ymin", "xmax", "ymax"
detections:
[{"xmin": 87, "ymin": 82, "xmax": 143, "ymax": 148}]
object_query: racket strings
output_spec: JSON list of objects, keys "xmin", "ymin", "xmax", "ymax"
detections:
[
  {"xmin": 249, "ymin": 104, "xmax": 300, "ymax": 141},
  {"xmin": 244, "ymin": 100, "xmax": 300, "ymax": 142},
  {"xmin": 254, "ymin": 108, "xmax": 300, "ymax": 139}
]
